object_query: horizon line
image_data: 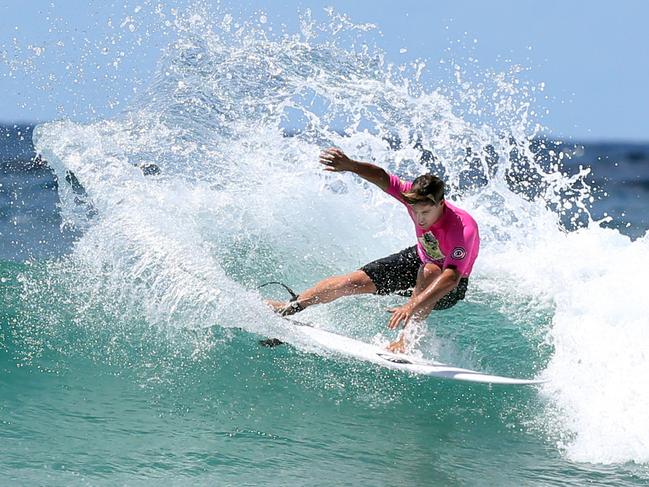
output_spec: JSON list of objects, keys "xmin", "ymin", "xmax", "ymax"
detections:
[{"xmin": 1, "ymin": 119, "xmax": 648, "ymax": 146}]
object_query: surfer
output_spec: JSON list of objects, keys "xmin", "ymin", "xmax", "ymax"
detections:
[{"xmin": 268, "ymin": 148, "xmax": 479, "ymax": 353}]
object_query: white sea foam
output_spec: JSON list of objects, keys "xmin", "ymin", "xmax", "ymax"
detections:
[
  {"xmin": 32, "ymin": 6, "xmax": 649, "ymax": 465},
  {"xmin": 542, "ymin": 231, "xmax": 649, "ymax": 463}
]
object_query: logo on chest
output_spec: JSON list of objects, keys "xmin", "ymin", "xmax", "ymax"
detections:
[{"xmin": 419, "ymin": 232, "xmax": 445, "ymax": 261}]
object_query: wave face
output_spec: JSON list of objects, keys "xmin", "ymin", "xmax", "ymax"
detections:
[{"xmin": 14, "ymin": 5, "xmax": 649, "ymax": 476}]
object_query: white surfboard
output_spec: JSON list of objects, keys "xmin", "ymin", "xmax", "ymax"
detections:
[{"xmin": 282, "ymin": 318, "xmax": 545, "ymax": 385}]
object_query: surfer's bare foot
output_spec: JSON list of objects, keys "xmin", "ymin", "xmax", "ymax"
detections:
[
  {"xmin": 264, "ymin": 299, "xmax": 304, "ymax": 317},
  {"xmin": 386, "ymin": 336, "xmax": 407, "ymax": 354},
  {"xmin": 265, "ymin": 299, "xmax": 286, "ymax": 313}
]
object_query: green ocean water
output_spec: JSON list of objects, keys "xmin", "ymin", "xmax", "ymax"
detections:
[{"xmin": 2, "ymin": 258, "xmax": 647, "ymax": 486}]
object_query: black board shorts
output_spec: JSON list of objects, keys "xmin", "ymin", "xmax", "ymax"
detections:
[{"xmin": 360, "ymin": 246, "xmax": 469, "ymax": 310}]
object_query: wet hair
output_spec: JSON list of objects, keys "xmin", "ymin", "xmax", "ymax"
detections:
[{"xmin": 401, "ymin": 174, "xmax": 445, "ymax": 205}]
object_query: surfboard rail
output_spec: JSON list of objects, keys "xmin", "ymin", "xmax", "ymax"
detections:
[{"xmin": 280, "ymin": 318, "xmax": 546, "ymax": 386}]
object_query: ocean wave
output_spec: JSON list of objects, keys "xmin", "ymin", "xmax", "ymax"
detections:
[{"xmin": 18, "ymin": 5, "xmax": 649, "ymax": 466}]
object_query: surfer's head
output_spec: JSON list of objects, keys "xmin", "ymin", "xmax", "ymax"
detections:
[
  {"xmin": 402, "ymin": 175, "xmax": 445, "ymax": 228},
  {"xmin": 401, "ymin": 174, "xmax": 445, "ymax": 206}
]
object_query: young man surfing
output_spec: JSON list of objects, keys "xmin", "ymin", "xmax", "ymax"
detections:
[{"xmin": 268, "ymin": 148, "xmax": 480, "ymax": 353}]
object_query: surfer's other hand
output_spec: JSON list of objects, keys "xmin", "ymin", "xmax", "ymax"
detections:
[
  {"xmin": 387, "ymin": 302, "xmax": 415, "ymax": 329},
  {"xmin": 319, "ymin": 147, "xmax": 356, "ymax": 172},
  {"xmin": 386, "ymin": 335, "xmax": 407, "ymax": 354}
]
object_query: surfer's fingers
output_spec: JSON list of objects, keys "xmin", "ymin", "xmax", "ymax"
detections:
[
  {"xmin": 325, "ymin": 147, "xmax": 346, "ymax": 160},
  {"xmin": 319, "ymin": 155, "xmax": 336, "ymax": 166},
  {"xmin": 388, "ymin": 312, "xmax": 404, "ymax": 329},
  {"xmin": 387, "ymin": 313, "xmax": 395, "ymax": 328},
  {"xmin": 319, "ymin": 157, "xmax": 333, "ymax": 165}
]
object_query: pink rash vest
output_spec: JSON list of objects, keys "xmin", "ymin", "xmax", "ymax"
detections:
[{"xmin": 385, "ymin": 173, "xmax": 480, "ymax": 277}]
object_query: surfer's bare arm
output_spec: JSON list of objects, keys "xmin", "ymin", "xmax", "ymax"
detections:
[
  {"xmin": 387, "ymin": 268, "xmax": 461, "ymax": 330},
  {"xmin": 415, "ymin": 267, "xmax": 461, "ymax": 313},
  {"xmin": 319, "ymin": 148, "xmax": 389, "ymax": 191}
]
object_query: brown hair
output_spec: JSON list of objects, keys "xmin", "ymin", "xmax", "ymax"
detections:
[{"xmin": 401, "ymin": 174, "xmax": 445, "ymax": 205}]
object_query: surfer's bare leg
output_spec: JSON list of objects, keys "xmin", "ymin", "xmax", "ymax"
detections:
[
  {"xmin": 267, "ymin": 270, "xmax": 376, "ymax": 315},
  {"xmin": 299, "ymin": 270, "xmax": 378, "ymax": 305}
]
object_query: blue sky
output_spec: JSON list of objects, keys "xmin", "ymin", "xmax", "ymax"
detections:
[{"xmin": 1, "ymin": 0, "xmax": 647, "ymax": 141}]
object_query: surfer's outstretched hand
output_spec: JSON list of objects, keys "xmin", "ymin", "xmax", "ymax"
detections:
[
  {"xmin": 387, "ymin": 302, "xmax": 416, "ymax": 329},
  {"xmin": 319, "ymin": 148, "xmax": 357, "ymax": 172}
]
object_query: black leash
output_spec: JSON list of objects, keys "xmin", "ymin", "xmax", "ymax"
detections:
[
  {"xmin": 257, "ymin": 281, "xmax": 301, "ymax": 347},
  {"xmin": 257, "ymin": 281, "xmax": 299, "ymax": 301}
]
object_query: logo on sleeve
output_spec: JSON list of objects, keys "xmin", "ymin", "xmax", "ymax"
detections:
[{"xmin": 452, "ymin": 247, "xmax": 467, "ymax": 260}]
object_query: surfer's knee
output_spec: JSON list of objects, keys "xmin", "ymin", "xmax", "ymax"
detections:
[
  {"xmin": 324, "ymin": 271, "xmax": 366, "ymax": 288},
  {"xmin": 419, "ymin": 263, "xmax": 442, "ymax": 281},
  {"xmin": 413, "ymin": 263, "xmax": 442, "ymax": 294},
  {"xmin": 345, "ymin": 270, "xmax": 376, "ymax": 292}
]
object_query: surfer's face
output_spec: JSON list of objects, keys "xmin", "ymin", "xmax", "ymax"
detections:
[{"xmin": 412, "ymin": 201, "xmax": 444, "ymax": 228}]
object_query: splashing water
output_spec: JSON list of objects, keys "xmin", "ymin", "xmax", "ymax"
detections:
[{"xmin": 23, "ymin": 6, "xmax": 649, "ymax": 466}]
